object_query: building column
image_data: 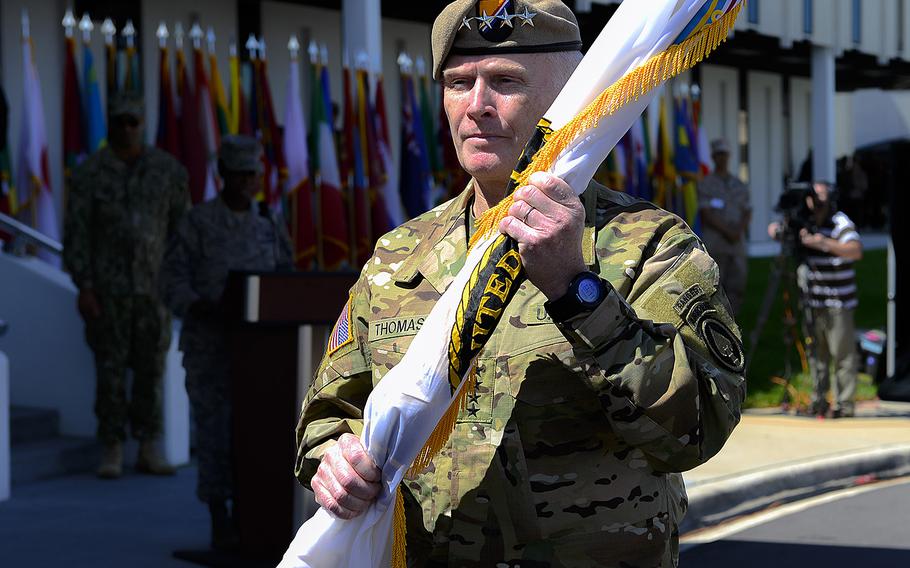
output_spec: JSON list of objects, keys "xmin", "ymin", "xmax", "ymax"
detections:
[
  {"xmin": 811, "ymin": 45, "xmax": 836, "ymax": 182},
  {"xmin": 342, "ymin": 0, "xmax": 382, "ymax": 73}
]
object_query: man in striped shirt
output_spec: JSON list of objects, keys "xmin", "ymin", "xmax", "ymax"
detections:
[{"xmin": 769, "ymin": 182, "xmax": 863, "ymax": 417}]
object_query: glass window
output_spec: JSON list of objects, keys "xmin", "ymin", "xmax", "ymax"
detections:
[
  {"xmin": 748, "ymin": 0, "xmax": 760, "ymax": 24},
  {"xmin": 804, "ymin": 0, "xmax": 813, "ymax": 35},
  {"xmin": 852, "ymin": 0, "xmax": 862, "ymax": 44},
  {"xmin": 899, "ymin": 0, "xmax": 905, "ymax": 53}
]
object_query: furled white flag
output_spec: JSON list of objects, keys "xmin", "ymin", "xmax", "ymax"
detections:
[
  {"xmin": 17, "ymin": 11, "xmax": 61, "ymax": 267},
  {"xmin": 279, "ymin": 1, "xmax": 744, "ymax": 567}
]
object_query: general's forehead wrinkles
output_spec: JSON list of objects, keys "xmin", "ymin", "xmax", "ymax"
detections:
[{"xmin": 443, "ymin": 60, "xmax": 528, "ymax": 77}]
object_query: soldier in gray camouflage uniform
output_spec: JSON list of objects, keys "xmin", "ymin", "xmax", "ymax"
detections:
[
  {"xmin": 160, "ymin": 135, "xmax": 293, "ymax": 549},
  {"xmin": 293, "ymin": 2, "xmax": 745, "ymax": 566},
  {"xmin": 63, "ymin": 93, "xmax": 188, "ymax": 479}
]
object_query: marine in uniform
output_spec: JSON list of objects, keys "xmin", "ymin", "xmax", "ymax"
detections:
[
  {"xmin": 160, "ymin": 135, "xmax": 293, "ymax": 548},
  {"xmin": 294, "ymin": 2, "xmax": 746, "ymax": 566},
  {"xmin": 63, "ymin": 93, "xmax": 188, "ymax": 479},
  {"xmin": 696, "ymin": 138, "xmax": 751, "ymax": 316}
]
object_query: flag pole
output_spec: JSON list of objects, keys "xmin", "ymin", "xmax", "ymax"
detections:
[
  {"xmin": 292, "ymin": 35, "xmax": 319, "ymax": 270},
  {"xmin": 308, "ymin": 40, "xmax": 325, "ymax": 271},
  {"xmin": 355, "ymin": 49, "xmax": 373, "ymax": 252},
  {"xmin": 343, "ymin": 48, "xmax": 359, "ymax": 267}
]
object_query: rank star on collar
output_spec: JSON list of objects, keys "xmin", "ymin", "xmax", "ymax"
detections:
[
  {"xmin": 517, "ymin": 6, "xmax": 537, "ymax": 26},
  {"xmin": 459, "ymin": 16, "xmax": 473, "ymax": 31}
]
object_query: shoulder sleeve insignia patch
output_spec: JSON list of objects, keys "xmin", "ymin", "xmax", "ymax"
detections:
[
  {"xmin": 701, "ymin": 316, "xmax": 746, "ymax": 374},
  {"xmin": 326, "ymin": 296, "xmax": 355, "ymax": 357}
]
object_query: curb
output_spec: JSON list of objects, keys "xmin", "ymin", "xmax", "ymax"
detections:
[{"xmin": 680, "ymin": 443, "xmax": 910, "ymax": 534}]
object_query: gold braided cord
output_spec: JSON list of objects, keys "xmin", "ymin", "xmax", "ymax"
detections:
[
  {"xmin": 471, "ymin": 1, "xmax": 743, "ymax": 244},
  {"xmin": 392, "ymin": 487, "xmax": 407, "ymax": 568}
]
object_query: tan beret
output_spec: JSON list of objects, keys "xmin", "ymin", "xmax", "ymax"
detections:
[
  {"xmin": 432, "ymin": 0, "xmax": 582, "ymax": 80},
  {"xmin": 219, "ymin": 135, "xmax": 264, "ymax": 174}
]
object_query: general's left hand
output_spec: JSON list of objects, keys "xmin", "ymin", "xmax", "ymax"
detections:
[
  {"xmin": 799, "ymin": 228, "xmax": 827, "ymax": 251},
  {"xmin": 499, "ymin": 172, "xmax": 587, "ymax": 300}
]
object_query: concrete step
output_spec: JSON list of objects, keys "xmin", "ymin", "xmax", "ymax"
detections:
[
  {"xmin": 11, "ymin": 437, "xmax": 100, "ymax": 485},
  {"xmin": 9, "ymin": 406, "xmax": 60, "ymax": 445}
]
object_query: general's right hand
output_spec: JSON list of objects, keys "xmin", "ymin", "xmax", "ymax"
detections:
[
  {"xmin": 312, "ymin": 433, "xmax": 381, "ymax": 520},
  {"xmin": 77, "ymin": 288, "xmax": 102, "ymax": 320}
]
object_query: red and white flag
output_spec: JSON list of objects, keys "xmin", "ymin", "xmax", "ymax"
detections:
[
  {"xmin": 283, "ymin": 42, "xmax": 316, "ymax": 269},
  {"xmin": 17, "ymin": 20, "xmax": 60, "ymax": 266},
  {"xmin": 193, "ymin": 33, "xmax": 221, "ymax": 201}
]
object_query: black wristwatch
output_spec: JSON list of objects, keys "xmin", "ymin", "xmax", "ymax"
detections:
[{"xmin": 545, "ymin": 271, "xmax": 609, "ymax": 322}]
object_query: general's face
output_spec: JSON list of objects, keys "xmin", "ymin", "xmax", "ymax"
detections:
[{"xmin": 442, "ymin": 53, "xmax": 561, "ymax": 188}]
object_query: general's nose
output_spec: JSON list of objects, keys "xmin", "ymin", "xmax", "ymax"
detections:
[{"xmin": 465, "ymin": 78, "xmax": 496, "ymax": 121}]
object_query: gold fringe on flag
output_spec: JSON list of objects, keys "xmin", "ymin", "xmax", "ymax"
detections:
[{"xmin": 470, "ymin": 1, "xmax": 743, "ymax": 247}]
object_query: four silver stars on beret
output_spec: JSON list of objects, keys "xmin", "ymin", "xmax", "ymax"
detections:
[{"xmin": 458, "ymin": 6, "xmax": 536, "ymax": 31}]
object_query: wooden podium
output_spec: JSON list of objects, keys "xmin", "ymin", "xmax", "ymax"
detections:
[{"xmin": 223, "ymin": 271, "xmax": 357, "ymax": 563}]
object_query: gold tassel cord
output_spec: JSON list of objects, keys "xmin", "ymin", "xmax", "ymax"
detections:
[
  {"xmin": 392, "ymin": 487, "xmax": 408, "ymax": 568},
  {"xmin": 471, "ymin": 1, "xmax": 743, "ymax": 244}
]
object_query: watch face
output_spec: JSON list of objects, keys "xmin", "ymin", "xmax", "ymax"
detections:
[{"xmin": 576, "ymin": 276, "xmax": 602, "ymax": 304}]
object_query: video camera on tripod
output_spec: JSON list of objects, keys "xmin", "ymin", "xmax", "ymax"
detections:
[{"xmin": 774, "ymin": 182, "xmax": 819, "ymax": 257}]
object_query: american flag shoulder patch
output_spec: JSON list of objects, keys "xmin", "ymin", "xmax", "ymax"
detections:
[{"xmin": 326, "ymin": 297, "xmax": 355, "ymax": 357}]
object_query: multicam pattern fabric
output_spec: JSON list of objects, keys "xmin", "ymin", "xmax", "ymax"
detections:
[
  {"xmin": 295, "ymin": 181, "xmax": 745, "ymax": 567},
  {"xmin": 63, "ymin": 146, "xmax": 190, "ymax": 297}
]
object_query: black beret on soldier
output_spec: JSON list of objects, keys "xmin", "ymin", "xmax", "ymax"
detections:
[{"xmin": 431, "ymin": 0, "xmax": 583, "ymax": 80}]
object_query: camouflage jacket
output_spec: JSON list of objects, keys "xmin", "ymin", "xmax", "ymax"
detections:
[
  {"xmin": 159, "ymin": 196, "xmax": 293, "ymax": 353},
  {"xmin": 295, "ymin": 181, "xmax": 746, "ymax": 567},
  {"xmin": 63, "ymin": 146, "xmax": 190, "ymax": 297}
]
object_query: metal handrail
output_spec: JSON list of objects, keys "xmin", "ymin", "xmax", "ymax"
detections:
[{"xmin": 0, "ymin": 211, "xmax": 63, "ymax": 256}]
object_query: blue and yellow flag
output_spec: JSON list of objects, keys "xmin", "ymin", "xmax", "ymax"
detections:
[{"xmin": 83, "ymin": 43, "xmax": 106, "ymax": 152}]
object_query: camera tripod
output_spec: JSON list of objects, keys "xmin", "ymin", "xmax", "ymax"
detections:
[{"xmin": 745, "ymin": 241, "xmax": 814, "ymax": 410}]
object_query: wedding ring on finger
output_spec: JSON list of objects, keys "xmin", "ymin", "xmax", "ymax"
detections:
[{"xmin": 522, "ymin": 205, "xmax": 534, "ymax": 225}]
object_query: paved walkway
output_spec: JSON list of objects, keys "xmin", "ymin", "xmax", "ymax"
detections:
[
  {"xmin": 0, "ymin": 467, "xmax": 208, "ymax": 568},
  {"xmin": 1, "ymin": 400, "xmax": 908, "ymax": 567},
  {"xmin": 686, "ymin": 400, "xmax": 910, "ymax": 487}
]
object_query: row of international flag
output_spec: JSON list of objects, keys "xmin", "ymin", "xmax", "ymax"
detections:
[
  {"xmin": 1, "ymin": 11, "xmax": 463, "ymax": 273},
  {"xmin": 1, "ymin": 11, "xmax": 718, "ymax": 271},
  {"xmin": 596, "ymin": 86, "xmax": 714, "ymax": 234}
]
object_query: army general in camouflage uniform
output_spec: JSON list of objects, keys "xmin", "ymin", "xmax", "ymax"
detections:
[
  {"xmin": 63, "ymin": 93, "xmax": 188, "ymax": 479},
  {"xmin": 293, "ymin": 1, "xmax": 746, "ymax": 566},
  {"xmin": 160, "ymin": 135, "xmax": 293, "ymax": 549}
]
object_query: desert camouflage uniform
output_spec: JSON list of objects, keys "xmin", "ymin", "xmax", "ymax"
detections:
[
  {"xmin": 63, "ymin": 146, "xmax": 189, "ymax": 443},
  {"xmin": 160, "ymin": 196, "xmax": 293, "ymax": 502},
  {"xmin": 295, "ymin": 181, "xmax": 746, "ymax": 567},
  {"xmin": 697, "ymin": 172, "xmax": 751, "ymax": 315}
]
